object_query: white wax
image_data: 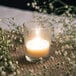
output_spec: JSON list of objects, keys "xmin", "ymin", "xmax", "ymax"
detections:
[{"xmin": 26, "ymin": 37, "xmax": 49, "ymax": 57}]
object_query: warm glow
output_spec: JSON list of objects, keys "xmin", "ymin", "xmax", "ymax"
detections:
[
  {"xmin": 25, "ymin": 29, "xmax": 50, "ymax": 57},
  {"xmin": 26, "ymin": 37, "xmax": 49, "ymax": 50},
  {"xmin": 35, "ymin": 28, "xmax": 40, "ymax": 36}
]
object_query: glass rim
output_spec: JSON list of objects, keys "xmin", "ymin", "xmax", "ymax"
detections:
[{"xmin": 24, "ymin": 25, "xmax": 51, "ymax": 30}]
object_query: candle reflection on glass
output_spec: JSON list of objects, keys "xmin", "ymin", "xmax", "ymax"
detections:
[
  {"xmin": 24, "ymin": 26, "xmax": 51, "ymax": 62},
  {"xmin": 25, "ymin": 29, "xmax": 50, "ymax": 58}
]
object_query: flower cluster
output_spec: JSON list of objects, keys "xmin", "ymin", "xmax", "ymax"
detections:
[
  {"xmin": 27, "ymin": 0, "xmax": 76, "ymax": 15},
  {"xmin": 0, "ymin": 20, "xmax": 22, "ymax": 75},
  {"xmin": 0, "ymin": 14, "xmax": 76, "ymax": 76}
]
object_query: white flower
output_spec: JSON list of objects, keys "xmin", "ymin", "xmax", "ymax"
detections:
[
  {"xmin": 0, "ymin": 19, "xmax": 2, "ymax": 22},
  {"xmin": 61, "ymin": 46, "xmax": 65, "ymax": 50},
  {"xmin": 0, "ymin": 56, "xmax": 3, "ymax": 59},
  {"xmin": 43, "ymin": 10, "xmax": 47, "ymax": 13},
  {"xmin": 65, "ymin": 44, "xmax": 70, "ymax": 49},
  {"xmin": 28, "ymin": 69, "xmax": 34, "ymax": 73},
  {"xmin": 21, "ymin": 68, "xmax": 24, "ymax": 71},
  {"xmin": 17, "ymin": 70, "xmax": 20, "ymax": 74},
  {"xmin": 35, "ymin": 6, "xmax": 39, "ymax": 10},
  {"xmin": 34, "ymin": 2, "xmax": 37, "ymax": 5},
  {"xmin": 55, "ymin": 51, "xmax": 59, "ymax": 55},
  {"xmin": 65, "ymin": 5, "xmax": 68, "ymax": 8},
  {"xmin": 58, "ymin": 51, "xmax": 61, "ymax": 55},
  {"xmin": 49, "ymin": 3, "xmax": 52, "ymax": 7},
  {"xmin": 4, "ymin": 58, "xmax": 7, "ymax": 61},
  {"xmin": 55, "ymin": 51, "xmax": 61, "ymax": 55},
  {"xmin": 50, "ymin": 56, "xmax": 54, "ymax": 61},
  {"xmin": 11, "ymin": 65, "xmax": 15, "ymax": 70},
  {"xmin": 71, "ymin": 53, "xmax": 75, "ymax": 58},
  {"xmin": 66, "ymin": 57, "xmax": 71, "ymax": 62},
  {"xmin": 43, "ymin": 2, "xmax": 46, "ymax": 4},
  {"xmin": 8, "ymin": 74, "xmax": 13, "ymax": 76},
  {"xmin": 27, "ymin": 3, "xmax": 30, "ymax": 6},
  {"xmin": 1, "ymin": 71, "xmax": 6, "ymax": 76},
  {"xmin": 16, "ymin": 61, "xmax": 18, "ymax": 64},
  {"xmin": 13, "ymin": 72, "xmax": 16, "ymax": 75},
  {"xmin": 9, "ymin": 61, "xmax": 13, "ymax": 65},
  {"xmin": 32, "ymin": 2, "xmax": 36, "ymax": 8},
  {"xmin": 59, "ymin": 38, "xmax": 64, "ymax": 43},
  {"xmin": 64, "ymin": 51, "xmax": 67, "ymax": 56},
  {"xmin": 49, "ymin": 4, "xmax": 53, "ymax": 9}
]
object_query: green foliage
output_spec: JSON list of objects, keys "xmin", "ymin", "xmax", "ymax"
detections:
[
  {"xmin": 0, "ymin": 21, "xmax": 21, "ymax": 75},
  {"xmin": 27, "ymin": 0, "xmax": 76, "ymax": 15},
  {"xmin": 0, "ymin": 14, "xmax": 76, "ymax": 76}
]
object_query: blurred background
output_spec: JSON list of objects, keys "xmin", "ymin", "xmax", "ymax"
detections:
[{"xmin": 0, "ymin": 0, "xmax": 76, "ymax": 15}]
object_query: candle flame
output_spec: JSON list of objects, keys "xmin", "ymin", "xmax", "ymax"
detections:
[
  {"xmin": 26, "ymin": 37, "xmax": 49, "ymax": 50},
  {"xmin": 35, "ymin": 28, "xmax": 40, "ymax": 36}
]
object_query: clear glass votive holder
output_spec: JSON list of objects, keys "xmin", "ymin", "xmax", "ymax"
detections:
[{"xmin": 24, "ymin": 24, "xmax": 51, "ymax": 62}]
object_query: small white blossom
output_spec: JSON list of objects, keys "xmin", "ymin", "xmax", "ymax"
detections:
[
  {"xmin": 28, "ymin": 69, "xmax": 34, "ymax": 73},
  {"xmin": 8, "ymin": 74, "xmax": 13, "ymax": 76},
  {"xmin": 65, "ymin": 35, "xmax": 70, "ymax": 41},
  {"xmin": 35, "ymin": 6, "xmax": 39, "ymax": 10},
  {"xmin": 49, "ymin": 3, "xmax": 53, "ymax": 9},
  {"xmin": 55, "ymin": 51, "xmax": 59, "ymax": 55},
  {"xmin": 34, "ymin": 2, "xmax": 37, "ymax": 5},
  {"xmin": 65, "ymin": 44, "xmax": 70, "ymax": 49},
  {"xmin": 56, "ymin": 35, "xmax": 60, "ymax": 39},
  {"xmin": 50, "ymin": 56, "xmax": 54, "ymax": 61},
  {"xmin": 32, "ymin": 2, "xmax": 36, "ymax": 8},
  {"xmin": 49, "ymin": 3, "xmax": 52, "ymax": 7},
  {"xmin": 64, "ymin": 51, "xmax": 68, "ymax": 56},
  {"xmin": 9, "ymin": 61, "xmax": 13, "ymax": 65},
  {"xmin": 27, "ymin": 3, "xmax": 30, "ymax": 6},
  {"xmin": 66, "ymin": 57, "xmax": 71, "ymax": 62},
  {"xmin": 1, "ymin": 71, "xmax": 6, "ymax": 76},
  {"xmin": 17, "ymin": 70, "xmax": 20, "ymax": 74},
  {"xmin": 59, "ymin": 38, "xmax": 64, "ymax": 43},
  {"xmin": 71, "ymin": 53, "xmax": 75, "ymax": 58},
  {"xmin": 13, "ymin": 72, "xmax": 16, "ymax": 75},
  {"xmin": 11, "ymin": 65, "xmax": 16, "ymax": 70},
  {"xmin": 16, "ymin": 61, "xmax": 18, "ymax": 64},
  {"xmin": 61, "ymin": 46, "xmax": 65, "ymax": 50},
  {"xmin": 0, "ymin": 56, "xmax": 3, "ymax": 59},
  {"xmin": 65, "ymin": 5, "xmax": 68, "ymax": 8},
  {"xmin": 21, "ymin": 68, "xmax": 24, "ymax": 71},
  {"xmin": 58, "ymin": 51, "xmax": 61, "ymax": 55},
  {"xmin": 43, "ymin": 10, "xmax": 47, "ymax": 13},
  {"xmin": 65, "ymin": 11, "xmax": 71, "ymax": 16},
  {"xmin": 0, "ymin": 19, "xmax": 2, "ymax": 22},
  {"xmin": 4, "ymin": 58, "xmax": 7, "ymax": 61},
  {"xmin": 43, "ymin": 2, "xmax": 46, "ymax": 4},
  {"xmin": 7, "ymin": 40, "xmax": 11, "ymax": 44}
]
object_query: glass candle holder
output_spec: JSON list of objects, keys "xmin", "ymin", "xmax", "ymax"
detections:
[{"xmin": 24, "ymin": 23, "xmax": 51, "ymax": 62}]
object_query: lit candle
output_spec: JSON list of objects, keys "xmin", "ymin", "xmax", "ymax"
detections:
[{"xmin": 25, "ymin": 29, "xmax": 50, "ymax": 58}]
